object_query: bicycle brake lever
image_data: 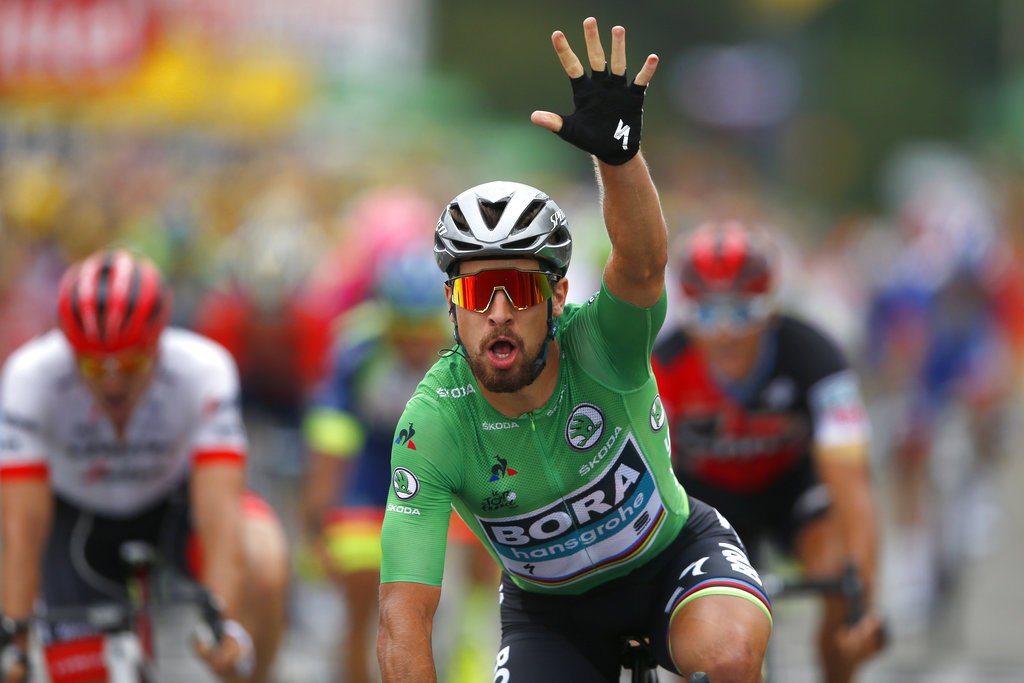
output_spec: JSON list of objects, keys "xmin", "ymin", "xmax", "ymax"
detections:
[
  {"xmin": 840, "ymin": 563, "xmax": 865, "ymax": 625},
  {"xmin": 198, "ymin": 592, "xmax": 225, "ymax": 645}
]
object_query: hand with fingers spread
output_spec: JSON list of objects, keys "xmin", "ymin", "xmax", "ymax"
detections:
[{"xmin": 531, "ymin": 17, "xmax": 659, "ymax": 165}]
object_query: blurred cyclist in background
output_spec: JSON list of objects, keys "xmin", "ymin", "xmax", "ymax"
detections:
[
  {"xmin": 301, "ymin": 249, "xmax": 497, "ymax": 683},
  {"xmin": 865, "ymin": 146, "xmax": 1019, "ymax": 628},
  {"xmin": 0, "ymin": 249, "xmax": 288, "ymax": 683},
  {"xmin": 652, "ymin": 221, "xmax": 884, "ymax": 683},
  {"xmin": 195, "ymin": 199, "xmax": 334, "ymax": 429},
  {"xmin": 194, "ymin": 200, "xmax": 335, "ymax": 521}
]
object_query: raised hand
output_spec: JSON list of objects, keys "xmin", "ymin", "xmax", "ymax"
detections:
[{"xmin": 531, "ymin": 17, "xmax": 659, "ymax": 165}]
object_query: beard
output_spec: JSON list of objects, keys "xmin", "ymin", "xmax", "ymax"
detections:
[{"xmin": 467, "ymin": 327, "xmax": 544, "ymax": 393}]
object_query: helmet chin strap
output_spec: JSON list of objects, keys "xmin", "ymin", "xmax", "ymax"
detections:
[
  {"xmin": 440, "ymin": 301, "xmax": 468, "ymax": 360},
  {"xmin": 527, "ymin": 298, "xmax": 558, "ymax": 384}
]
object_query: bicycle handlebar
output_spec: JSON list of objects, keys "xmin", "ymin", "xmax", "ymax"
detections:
[
  {"xmin": 761, "ymin": 562, "xmax": 865, "ymax": 626},
  {"xmin": 0, "ymin": 542, "xmax": 229, "ymax": 683}
]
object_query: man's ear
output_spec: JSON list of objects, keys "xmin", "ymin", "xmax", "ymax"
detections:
[{"xmin": 552, "ymin": 276, "xmax": 569, "ymax": 316}]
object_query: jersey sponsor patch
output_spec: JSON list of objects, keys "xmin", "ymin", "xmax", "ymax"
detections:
[
  {"xmin": 394, "ymin": 422, "xmax": 417, "ymax": 450},
  {"xmin": 436, "ymin": 384, "xmax": 476, "ymax": 399},
  {"xmin": 386, "ymin": 503, "xmax": 421, "ymax": 515},
  {"xmin": 650, "ymin": 395, "xmax": 665, "ymax": 432},
  {"xmin": 482, "ymin": 420, "xmax": 520, "ymax": 431},
  {"xmin": 477, "ymin": 433, "xmax": 666, "ymax": 587},
  {"xmin": 565, "ymin": 403, "xmax": 604, "ymax": 450},
  {"xmin": 2, "ymin": 410, "xmax": 41, "ymax": 434},
  {"xmin": 808, "ymin": 370, "xmax": 869, "ymax": 447},
  {"xmin": 392, "ymin": 467, "xmax": 420, "ymax": 500},
  {"xmin": 488, "ymin": 455, "xmax": 518, "ymax": 482}
]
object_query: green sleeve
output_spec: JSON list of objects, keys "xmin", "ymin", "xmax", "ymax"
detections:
[
  {"xmin": 563, "ymin": 279, "xmax": 667, "ymax": 390},
  {"xmin": 379, "ymin": 395, "xmax": 461, "ymax": 585}
]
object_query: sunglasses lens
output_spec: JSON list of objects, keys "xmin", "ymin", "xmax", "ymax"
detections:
[
  {"xmin": 450, "ymin": 269, "xmax": 553, "ymax": 312},
  {"xmin": 76, "ymin": 353, "xmax": 153, "ymax": 379},
  {"xmin": 691, "ymin": 297, "xmax": 769, "ymax": 331}
]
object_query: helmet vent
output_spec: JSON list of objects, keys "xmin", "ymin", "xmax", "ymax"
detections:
[
  {"xmin": 511, "ymin": 199, "xmax": 546, "ymax": 236},
  {"xmin": 146, "ymin": 298, "xmax": 164, "ymax": 325},
  {"xmin": 503, "ymin": 236, "xmax": 538, "ymax": 251},
  {"xmin": 478, "ymin": 199, "xmax": 509, "ymax": 231},
  {"xmin": 447, "ymin": 203, "xmax": 473, "ymax": 236},
  {"xmin": 122, "ymin": 268, "xmax": 141, "ymax": 328},
  {"xmin": 448, "ymin": 238, "xmax": 484, "ymax": 254},
  {"xmin": 550, "ymin": 223, "xmax": 571, "ymax": 246}
]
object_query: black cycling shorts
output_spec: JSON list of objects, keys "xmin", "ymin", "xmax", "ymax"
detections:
[
  {"xmin": 40, "ymin": 484, "xmax": 194, "ymax": 639},
  {"xmin": 493, "ymin": 496, "xmax": 771, "ymax": 682},
  {"xmin": 679, "ymin": 456, "xmax": 830, "ymax": 565}
]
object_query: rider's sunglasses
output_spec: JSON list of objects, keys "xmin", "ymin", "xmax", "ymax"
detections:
[
  {"xmin": 448, "ymin": 268, "xmax": 556, "ymax": 313},
  {"xmin": 688, "ymin": 295, "xmax": 772, "ymax": 333},
  {"xmin": 76, "ymin": 352, "xmax": 155, "ymax": 380}
]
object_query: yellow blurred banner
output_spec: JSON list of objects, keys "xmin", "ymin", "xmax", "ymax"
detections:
[
  {"xmin": 101, "ymin": 35, "xmax": 311, "ymax": 134},
  {"xmin": 1, "ymin": 0, "xmax": 311, "ymax": 133}
]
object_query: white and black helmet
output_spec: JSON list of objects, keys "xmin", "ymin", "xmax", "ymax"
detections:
[{"xmin": 434, "ymin": 181, "xmax": 573, "ymax": 277}]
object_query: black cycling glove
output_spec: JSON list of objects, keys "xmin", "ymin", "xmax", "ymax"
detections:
[{"xmin": 556, "ymin": 66, "xmax": 646, "ymax": 165}]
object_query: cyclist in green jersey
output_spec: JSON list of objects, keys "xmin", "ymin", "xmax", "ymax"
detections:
[{"xmin": 378, "ymin": 18, "xmax": 772, "ymax": 683}]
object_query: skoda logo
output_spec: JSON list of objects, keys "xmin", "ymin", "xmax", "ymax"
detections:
[
  {"xmin": 565, "ymin": 403, "xmax": 605, "ymax": 450},
  {"xmin": 650, "ymin": 395, "xmax": 665, "ymax": 432},
  {"xmin": 392, "ymin": 467, "xmax": 420, "ymax": 500}
]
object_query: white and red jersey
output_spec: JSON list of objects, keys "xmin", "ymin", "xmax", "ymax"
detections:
[{"xmin": 0, "ymin": 328, "xmax": 247, "ymax": 517}]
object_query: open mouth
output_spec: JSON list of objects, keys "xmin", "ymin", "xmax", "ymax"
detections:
[{"xmin": 486, "ymin": 337, "xmax": 519, "ymax": 369}]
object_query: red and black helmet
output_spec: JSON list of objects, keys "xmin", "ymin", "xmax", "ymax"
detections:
[
  {"xmin": 678, "ymin": 221, "xmax": 774, "ymax": 298},
  {"xmin": 57, "ymin": 249, "xmax": 172, "ymax": 354}
]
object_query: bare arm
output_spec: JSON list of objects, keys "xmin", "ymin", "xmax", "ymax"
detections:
[
  {"xmin": 814, "ymin": 442, "xmax": 879, "ymax": 598},
  {"xmin": 816, "ymin": 441, "xmax": 887, "ymax": 662},
  {"xmin": 190, "ymin": 463, "xmax": 245, "ymax": 618},
  {"xmin": 597, "ymin": 155, "xmax": 668, "ymax": 307},
  {"xmin": 531, "ymin": 17, "xmax": 668, "ymax": 307},
  {"xmin": 1, "ymin": 478, "xmax": 52, "ymax": 621},
  {"xmin": 378, "ymin": 581, "xmax": 441, "ymax": 683}
]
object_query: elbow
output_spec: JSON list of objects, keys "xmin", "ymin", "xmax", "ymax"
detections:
[
  {"xmin": 629, "ymin": 247, "xmax": 668, "ymax": 288},
  {"xmin": 646, "ymin": 251, "xmax": 669, "ymax": 284}
]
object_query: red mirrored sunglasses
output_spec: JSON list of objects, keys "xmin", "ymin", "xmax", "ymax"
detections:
[{"xmin": 448, "ymin": 268, "xmax": 555, "ymax": 313}]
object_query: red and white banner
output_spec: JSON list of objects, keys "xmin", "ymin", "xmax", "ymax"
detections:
[{"xmin": 0, "ymin": 0, "xmax": 154, "ymax": 90}]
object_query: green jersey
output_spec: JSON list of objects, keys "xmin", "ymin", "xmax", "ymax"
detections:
[{"xmin": 381, "ymin": 282, "xmax": 689, "ymax": 595}]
